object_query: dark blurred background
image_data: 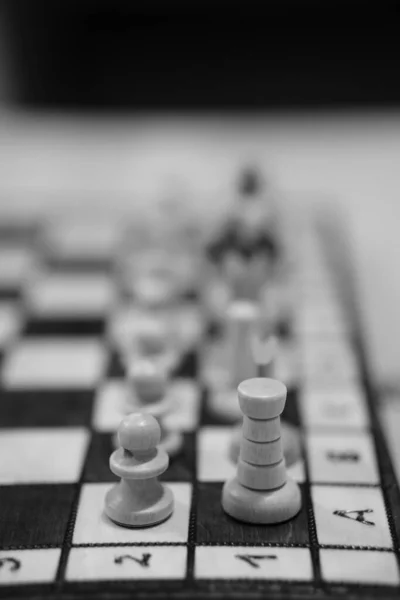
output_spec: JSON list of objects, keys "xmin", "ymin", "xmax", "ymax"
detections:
[{"xmin": 1, "ymin": 0, "xmax": 400, "ymax": 111}]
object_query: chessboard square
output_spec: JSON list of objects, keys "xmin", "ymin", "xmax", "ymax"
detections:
[
  {"xmin": 73, "ymin": 483, "xmax": 191, "ymax": 544},
  {"xmin": 0, "ymin": 220, "xmax": 38, "ymax": 242},
  {"xmin": 307, "ymin": 432, "xmax": 379, "ymax": 484},
  {"xmin": 92, "ymin": 379, "xmax": 127, "ymax": 432},
  {"xmin": 0, "ymin": 302, "xmax": 22, "ymax": 349},
  {"xmin": 0, "ymin": 245, "xmax": 35, "ymax": 287},
  {"xmin": 163, "ymin": 379, "xmax": 201, "ymax": 431},
  {"xmin": 106, "ymin": 349, "xmax": 125, "ymax": 378},
  {"xmin": 197, "ymin": 427, "xmax": 305, "ymax": 483},
  {"xmin": 82, "ymin": 433, "xmax": 118, "ymax": 483},
  {"xmin": 196, "ymin": 483, "xmax": 309, "ymax": 545},
  {"xmin": 0, "ymin": 428, "xmax": 89, "ymax": 484},
  {"xmin": 320, "ymin": 549, "xmax": 400, "ymax": 585},
  {"xmin": 312, "ymin": 485, "xmax": 393, "ymax": 548},
  {"xmin": 23, "ymin": 317, "xmax": 105, "ymax": 337},
  {"xmin": 0, "ymin": 549, "xmax": 61, "ymax": 585},
  {"xmin": 195, "ymin": 546, "xmax": 313, "ymax": 580},
  {"xmin": 301, "ymin": 339, "xmax": 359, "ymax": 382},
  {"xmin": 197, "ymin": 427, "xmax": 240, "ymax": 482},
  {"xmin": 46, "ymin": 219, "xmax": 123, "ymax": 259},
  {"xmin": 2, "ymin": 338, "xmax": 106, "ymax": 388},
  {"xmin": 28, "ymin": 273, "xmax": 115, "ymax": 317},
  {"xmin": 0, "ymin": 390, "xmax": 94, "ymax": 427},
  {"xmin": 300, "ymin": 385, "xmax": 369, "ymax": 429},
  {"xmin": 294, "ymin": 305, "xmax": 349, "ymax": 335},
  {"xmin": 0, "ymin": 484, "xmax": 75, "ymax": 546},
  {"xmin": 66, "ymin": 546, "xmax": 187, "ymax": 581}
]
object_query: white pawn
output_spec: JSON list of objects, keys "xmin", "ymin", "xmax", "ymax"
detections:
[
  {"xmin": 123, "ymin": 317, "xmax": 179, "ymax": 376},
  {"xmin": 128, "ymin": 359, "xmax": 183, "ymax": 457},
  {"xmin": 105, "ymin": 412, "xmax": 174, "ymax": 527}
]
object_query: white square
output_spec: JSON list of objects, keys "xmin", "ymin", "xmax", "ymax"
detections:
[
  {"xmin": 197, "ymin": 427, "xmax": 305, "ymax": 483},
  {"xmin": 307, "ymin": 432, "xmax": 379, "ymax": 484},
  {"xmin": 2, "ymin": 338, "xmax": 106, "ymax": 388},
  {"xmin": 301, "ymin": 338, "xmax": 359, "ymax": 383},
  {"xmin": 163, "ymin": 379, "xmax": 201, "ymax": 431},
  {"xmin": 0, "ymin": 428, "xmax": 89, "ymax": 484},
  {"xmin": 295, "ymin": 265, "xmax": 333, "ymax": 288},
  {"xmin": 197, "ymin": 427, "xmax": 235, "ymax": 482},
  {"xmin": 312, "ymin": 485, "xmax": 393, "ymax": 548},
  {"xmin": 300, "ymin": 385, "xmax": 369, "ymax": 429},
  {"xmin": 294, "ymin": 305, "xmax": 349, "ymax": 335},
  {"xmin": 0, "ymin": 245, "xmax": 35, "ymax": 287},
  {"xmin": 73, "ymin": 483, "xmax": 191, "ymax": 544},
  {"xmin": 28, "ymin": 273, "xmax": 115, "ymax": 317},
  {"xmin": 320, "ymin": 549, "xmax": 400, "ymax": 585},
  {"xmin": 92, "ymin": 379, "xmax": 128, "ymax": 431},
  {"xmin": 0, "ymin": 549, "xmax": 61, "ymax": 585},
  {"xmin": 46, "ymin": 218, "xmax": 124, "ymax": 260},
  {"xmin": 66, "ymin": 546, "xmax": 187, "ymax": 581},
  {"xmin": 0, "ymin": 302, "xmax": 22, "ymax": 348},
  {"xmin": 195, "ymin": 547, "xmax": 313, "ymax": 580},
  {"xmin": 93, "ymin": 378, "xmax": 200, "ymax": 433}
]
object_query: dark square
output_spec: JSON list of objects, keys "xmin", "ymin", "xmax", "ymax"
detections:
[
  {"xmin": 172, "ymin": 349, "xmax": 198, "ymax": 379},
  {"xmin": 196, "ymin": 482, "xmax": 309, "ymax": 546},
  {"xmin": 107, "ymin": 350, "xmax": 125, "ymax": 378},
  {"xmin": 0, "ymin": 225, "xmax": 39, "ymax": 244},
  {"xmin": 206, "ymin": 320, "xmax": 224, "ymax": 340},
  {"xmin": 283, "ymin": 388, "xmax": 300, "ymax": 427},
  {"xmin": 0, "ymin": 389, "xmax": 94, "ymax": 427},
  {"xmin": 0, "ymin": 484, "xmax": 76, "ymax": 548},
  {"xmin": 23, "ymin": 318, "xmax": 105, "ymax": 337},
  {"xmin": 83, "ymin": 432, "xmax": 195, "ymax": 483},
  {"xmin": 0, "ymin": 288, "xmax": 22, "ymax": 300},
  {"xmin": 277, "ymin": 318, "xmax": 292, "ymax": 340}
]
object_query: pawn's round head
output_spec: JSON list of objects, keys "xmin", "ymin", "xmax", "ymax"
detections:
[
  {"xmin": 118, "ymin": 412, "xmax": 161, "ymax": 452},
  {"xmin": 128, "ymin": 359, "xmax": 167, "ymax": 403}
]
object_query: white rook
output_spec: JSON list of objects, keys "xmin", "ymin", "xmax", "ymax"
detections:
[{"xmin": 222, "ymin": 377, "xmax": 302, "ymax": 524}]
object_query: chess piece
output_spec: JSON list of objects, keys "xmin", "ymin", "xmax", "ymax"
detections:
[
  {"xmin": 208, "ymin": 300, "xmax": 259, "ymax": 422},
  {"xmin": 229, "ymin": 333, "xmax": 301, "ymax": 466},
  {"xmin": 222, "ymin": 378, "xmax": 302, "ymax": 524},
  {"xmin": 128, "ymin": 359, "xmax": 183, "ymax": 457},
  {"xmin": 105, "ymin": 412, "xmax": 174, "ymax": 528},
  {"xmin": 229, "ymin": 418, "xmax": 301, "ymax": 467}
]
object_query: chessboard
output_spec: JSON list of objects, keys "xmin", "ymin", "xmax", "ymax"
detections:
[{"xmin": 0, "ymin": 192, "xmax": 400, "ymax": 600}]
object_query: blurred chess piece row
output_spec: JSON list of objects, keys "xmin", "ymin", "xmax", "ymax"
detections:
[{"xmin": 107, "ymin": 161, "xmax": 301, "ymax": 488}]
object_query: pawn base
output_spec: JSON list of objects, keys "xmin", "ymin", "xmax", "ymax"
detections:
[
  {"xmin": 105, "ymin": 483, "xmax": 174, "ymax": 528},
  {"xmin": 222, "ymin": 476, "xmax": 301, "ymax": 524},
  {"xmin": 229, "ymin": 421, "xmax": 301, "ymax": 467}
]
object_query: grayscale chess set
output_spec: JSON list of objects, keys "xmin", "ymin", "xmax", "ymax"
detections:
[{"xmin": 0, "ymin": 167, "xmax": 399, "ymax": 600}]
